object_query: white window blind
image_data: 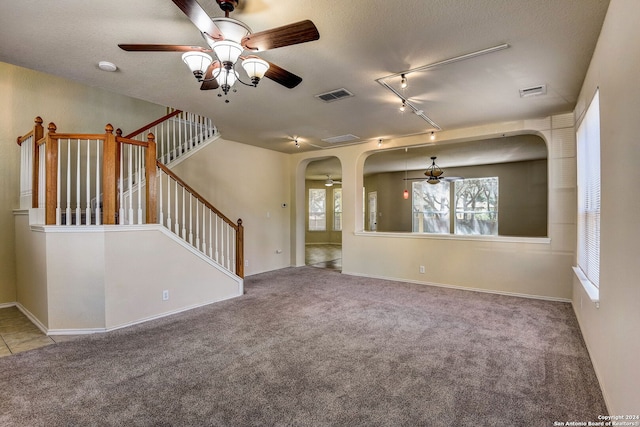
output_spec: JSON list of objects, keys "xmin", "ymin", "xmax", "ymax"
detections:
[{"xmin": 576, "ymin": 89, "xmax": 601, "ymax": 288}]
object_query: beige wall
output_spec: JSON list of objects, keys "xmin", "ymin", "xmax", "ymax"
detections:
[
  {"xmin": 570, "ymin": 0, "xmax": 640, "ymax": 414},
  {"xmin": 1, "ymin": 61, "xmax": 166, "ymax": 304},
  {"xmin": 291, "ymin": 114, "xmax": 574, "ymax": 300},
  {"xmin": 366, "ymin": 159, "xmax": 548, "ymax": 236}
]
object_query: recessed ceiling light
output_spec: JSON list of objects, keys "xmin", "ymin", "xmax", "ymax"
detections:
[{"xmin": 98, "ymin": 61, "xmax": 118, "ymax": 72}]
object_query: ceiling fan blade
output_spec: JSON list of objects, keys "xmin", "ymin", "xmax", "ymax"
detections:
[
  {"xmin": 171, "ymin": 0, "xmax": 223, "ymax": 40},
  {"xmin": 241, "ymin": 20, "xmax": 319, "ymax": 52},
  {"xmin": 118, "ymin": 44, "xmax": 211, "ymax": 52},
  {"xmin": 264, "ymin": 61, "xmax": 302, "ymax": 89},
  {"xmin": 200, "ymin": 63, "xmax": 220, "ymax": 90}
]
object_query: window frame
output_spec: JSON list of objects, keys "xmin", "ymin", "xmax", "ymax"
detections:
[
  {"xmin": 308, "ymin": 188, "xmax": 327, "ymax": 231},
  {"xmin": 574, "ymin": 88, "xmax": 601, "ymax": 305}
]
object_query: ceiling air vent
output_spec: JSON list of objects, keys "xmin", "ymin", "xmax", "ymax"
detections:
[
  {"xmin": 315, "ymin": 88, "xmax": 354, "ymax": 103},
  {"xmin": 519, "ymin": 84, "xmax": 547, "ymax": 98},
  {"xmin": 322, "ymin": 134, "xmax": 360, "ymax": 144}
]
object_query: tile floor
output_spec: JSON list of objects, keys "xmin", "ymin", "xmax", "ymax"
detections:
[
  {"xmin": 305, "ymin": 243, "xmax": 342, "ymax": 270},
  {"xmin": 0, "ymin": 306, "xmax": 78, "ymax": 357}
]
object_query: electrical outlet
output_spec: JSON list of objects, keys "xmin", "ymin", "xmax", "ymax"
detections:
[
  {"xmin": 244, "ymin": 259, "xmax": 249, "ymax": 267},
  {"xmin": 162, "ymin": 290, "xmax": 169, "ymax": 301},
  {"xmin": 419, "ymin": 266, "xmax": 425, "ymax": 274}
]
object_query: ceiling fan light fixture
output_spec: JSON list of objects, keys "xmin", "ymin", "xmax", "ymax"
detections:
[
  {"xmin": 214, "ymin": 67, "xmax": 239, "ymax": 94},
  {"xmin": 182, "ymin": 52, "xmax": 213, "ymax": 81},
  {"xmin": 325, "ymin": 179, "xmax": 333, "ymax": 187},
  {"xmin": 242, "ymin": 57, "xmax": 270, "ymax": 85},
  {"xmin": 212, "ymin": 40, "xmax": 243, "ymax": 65}
]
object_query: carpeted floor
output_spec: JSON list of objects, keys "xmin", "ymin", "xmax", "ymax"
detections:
[{"xmin": 0, "ymin": 267, "xmax": 606, "ymax": 426}]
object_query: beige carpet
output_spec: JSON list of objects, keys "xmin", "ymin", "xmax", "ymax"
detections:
[{"xmin": 0, "ymin": 267, "xmax": 606, "ymax": 426}]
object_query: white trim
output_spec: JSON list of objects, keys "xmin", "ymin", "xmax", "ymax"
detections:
[
  {"xmin": 572, "ymin": 266, "xmax": 600, "ymax": 308},
  {"xmin": 342, "ymin": 271, "xmax": 571, "ymax": 303},
  {"xmin": 15, "ymin": 303, "xmax": 49, "ymax": 335},
  {"xmin": 0, "ymin": 302, "xmax": 17, "ymax": 309},
  {"xmin": 354, "ymin": 230, "xmax": 551, "ymax": 244}
]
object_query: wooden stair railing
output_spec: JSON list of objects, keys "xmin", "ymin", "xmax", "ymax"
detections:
[
  {"xmin": 156, "ymin": 162, "xmax": 244, "ymax": 278},
  {"xmin": 17, "ymin": 115, "xmax": 243, "ymax": 278}
]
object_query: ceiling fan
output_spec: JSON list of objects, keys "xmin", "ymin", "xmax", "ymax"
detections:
[
  {"xmin": 118, "ymin": 0, "xmax": 320, "ymax": 98},
  {"xmin": 324, "ymin": 175, "xmax": 342, "ymax": 187},
  {"xmin": 403, "ymin": 157, "xmax": 463, "ymax": 185}
]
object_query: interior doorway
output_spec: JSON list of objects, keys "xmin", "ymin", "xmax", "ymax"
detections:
[{"xmin": 304, "ymin": 157, "xmax": 342, "ymax": 271}]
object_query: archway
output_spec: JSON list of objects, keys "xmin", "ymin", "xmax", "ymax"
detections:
[{"xmin": 304, "ymin": 157, "xmax": 342, "ymax": 270}]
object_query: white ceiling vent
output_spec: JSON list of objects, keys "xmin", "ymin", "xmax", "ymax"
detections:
[
  {"xmin": 519, "ymin": 84, "xmax": 547, "ymax": 98},
  {"xmin": 322, "ymin": 134, "xmax": 360, "ymax": 144},
  {"xmin": 315, "ymin": 88, "xmax": 354, "ymax": 102}
]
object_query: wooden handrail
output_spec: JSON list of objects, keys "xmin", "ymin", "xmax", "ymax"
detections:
[{"xmin": 124, "ymin": 109, "xmax": 182, "ymax": 139}]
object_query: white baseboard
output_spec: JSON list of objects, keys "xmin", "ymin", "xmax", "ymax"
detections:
[
  {"xmin": 341, "ymin": 270, "xmax": 572, "ymax": 303},
  {"xmin": 0, "ymin": 302, "xmax": 17, "ymax": 309},
  {"xmin": 15, "ymin": 303, "xmax": 49, "ymax": 334}
]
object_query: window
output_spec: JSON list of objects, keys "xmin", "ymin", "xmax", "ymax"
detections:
[
  {"xmin": 412, "ymin": 177, "xmax": 498, "ymax": 235},
  {"xmin": 412, "ymin": 181, "xmax": 450, "ymax": 233},
  {"xmin": 576, "ymin": 89, "xmax": 601, "ymax": 291},
  {"xmin": 333, "ymin": 188, "xmax": 342, "ymax": 231},
  {"xmin": 308, "ymin": 188, "xmax": 326, "ymax": 231},
  {"xmin": 455, "ymin": 177, "xmax": 498, "ymax": 235}
]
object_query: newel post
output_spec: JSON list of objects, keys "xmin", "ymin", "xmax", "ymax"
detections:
[
  {"xmin": 236, "ymin": 218, "xmax": 244, "ymax": 278},
  {"xmin": 32, "ymin": 117, "xmax": 44, "ymax": 208},
  {"xmin": 145, "ymin": 133, "xmax": 158, "ymax": 224},
  {"xmin": 102, "ymin": 124, "xmax": 117, "ymax": 224},
  {"xmin": 44, "ymin": 122, "xmax": 58, "ymax": 225}
]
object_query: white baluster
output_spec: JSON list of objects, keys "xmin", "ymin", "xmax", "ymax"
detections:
[
  {"xmin": 189, "ymin": 113, "xmax": 194, "ymax": 149},
  {"xmin": 128, "ymin": 144, "xmax": 133, "ymax": 224},
  {"xmin": 65, "ymin": 139, "xmax": 71, "ymax": 225},
  {"xmin": 95, "ymin": 141, "xmax": 101, "ymax": 225},
  {"xmin": 174, "ymin": 179, "xmax": 179, "ymax": 234},
  {"xmin": 75, "ymin": 139, "xmax": 81, "ymax": 225},
  {"xmin": 85, "ymin": 140, "xmax": 91, "ymax": 224},
  {"xmin": 159, "ymin": 169, "xmax": 164, "ymax": 226},
  {"xmin": 195, "ymin": 198, "xmax": 200, "ymax": 249},
  {"xmin": 137, "ymin": 146, "xmax": 143, "ymax": 224},
  {"xmin": 188, "ymin": 192, "xmax": 193, "ymax": 244},
  {"xmin": 56, "ymin": 141, "xmax": 61, "ymax": 225},
  {"xmin": 208, "ymin": 209, "xmax": 213, "ymax": 258},
  {"xmin": 215, "ymin": 215, "xmax": 220, "ymax": 262},
  {"xmin": 166, "ymin": 173, "xmax": 172, "ymax": 229},
  {"xmin": 181, "ymin": 186, "xmax": 186, "ymax": 239},
  {"xmin": 172, "ymin": 116, "xmax": 176, "ymax": 162}
]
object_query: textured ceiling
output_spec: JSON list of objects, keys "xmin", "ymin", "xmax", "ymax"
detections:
[{"xmin": 1, "ymin": 0, "xmax": 609, "ymax": 157}]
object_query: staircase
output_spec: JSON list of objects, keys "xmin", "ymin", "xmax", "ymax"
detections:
[{"xmin": 15, "ymin": 110, "xmax": 244, "ymax": 333}]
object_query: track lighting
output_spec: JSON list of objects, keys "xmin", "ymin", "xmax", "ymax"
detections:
[
  {"xmin": 430, "ymin": 131, "xmax": 436, "ymax": 141},
  {"xmin": 294, "ymin": 138, "xmax": 300, "ymax": 148},
  {"xmin": 378, "ymin": 138, "xmax": 383, "ymax": 147},
  {"xmin": 400, "ymin": 74, "xmax": 407, "ymax": 89},
  {"xmin": 400, "ymin": 101, "xmax": 406, "ymax": 113}
]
